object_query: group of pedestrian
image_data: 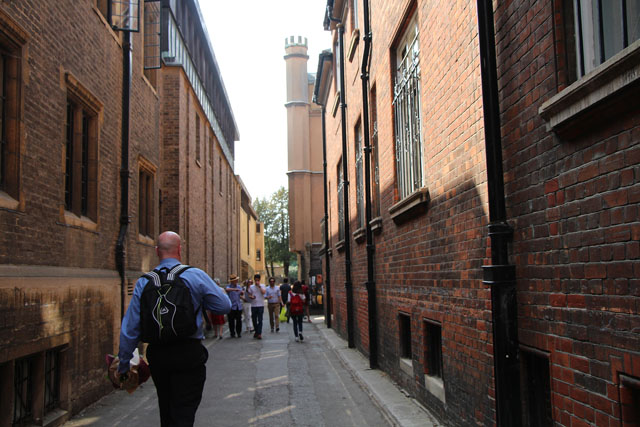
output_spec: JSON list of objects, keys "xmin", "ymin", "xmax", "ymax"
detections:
[
  {"xmin": 219, "ymin": 273, "xmax": 311, "ymax": 341},
  {"xmin": 116, "ymin": 230, "xmax": 315, "ymax": 426}
]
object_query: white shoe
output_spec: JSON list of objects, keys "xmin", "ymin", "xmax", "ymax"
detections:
[{"xmin": 295, "ymin": 336, "xmax": 299, "ymax": 342}]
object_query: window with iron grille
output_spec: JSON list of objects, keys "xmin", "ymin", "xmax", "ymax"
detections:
[
  {"xmin": 393, "ymin": 15, "xmax": 423, "ymax": 200},
  {"xmin": 520, "ymin": 349, "xmax": 552, "ymax": 427},
  {"xmin": 256, "ymin": 249, "xmax": 261, "ymax": 261},
  {"xmin": 354, "ymin": 120, "xmax": 365, "ymax": 229},
  {"xmin": 399, "ymin": 313, "xmax": 412, "ymax": 359},
  {"xmin": 370, "ymin": 86, "xmax": 380, "ymax": 218},
  {"xmin": 0, "ymin": 29, "xmax": 22, "ymax": 202},
  {"xmin": 65, "ymin": 97, "xmax": 98, "ymax": 221},
  {"xmin": 143, "ymin": 0, "xmax": 160, "ymax": 88},
  {"xmin": 195, "ymin": 114, "xmax": 201, "ymax": 164},
  {"xmin": 424, "ymin": 321, "xmax": 443, "ymax": 379},
  {"xmin": 138, "ymin": 162, "xmax": 154, "ymax": 237},
  {"xmin": 44, "ymin": 348, "xmax": 61, "ymax": 414},
  {"xmin": 13, "ymin": 356, "xmax": 33, "ymax": 425},
  {"xmin": 337, "ymin": 158, "xmax": 345, "ymax": 241},
  {"xmin": 334, "ymin": 40, "xmax": 341, "ymax": 94},
  {"xmin": 572, "ymin": 0, "xmax": 640, "ymax": 79}
]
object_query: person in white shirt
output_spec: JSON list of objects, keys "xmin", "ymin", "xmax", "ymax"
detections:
[
  {"xmin": 265, "ymin": 277, "xmax": 284, "ymax": 333},
  {"xmin": 248, "ymin": 273, "xmax": 266, "ymax": 339}
]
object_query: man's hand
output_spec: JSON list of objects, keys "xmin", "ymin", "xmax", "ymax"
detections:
[{"xmin": 119, "ymin": 371, "xmax": 129, "ymax": 389}]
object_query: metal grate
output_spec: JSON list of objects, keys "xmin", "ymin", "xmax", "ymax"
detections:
[
  {"xmin": 13, "ymin": 357, "xmax": 33, "ymax": 425},
  {"xmin": 393, "ymin": 28, "xmax": 422, "ymax": 200},
  {"xmin": 143, "ymin": 0, "xmax": 161, "ymax": 69},
  {"xmin": 355, "ymin": 122, "xmax": 364, "ymax": 229},
  {"xmin": 44, "ymin": 349, "xmax": 60, "ymax": 414},
  {"xmin": 337, "ymin": 159, "xmax": 344, "ymax": 241}
]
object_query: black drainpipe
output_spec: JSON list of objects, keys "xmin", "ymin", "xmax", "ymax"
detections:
[
  {"xmin": 116, "ymin": 31, "xmax": 132, "ymax": 321},
  {"xmin": 476, "ymin": 1, "xmax": 521, "ymax": 425},
  {"xmin": 320, "ymin": 104, "xmax": 332, "ymax": 329},
  {"xmin": 328, "ymin": 4, "xmax": 355, "ymax": 349},
  {"xmin": 360, "ymin": 0, "xmax": 377, "ymax": 369}
]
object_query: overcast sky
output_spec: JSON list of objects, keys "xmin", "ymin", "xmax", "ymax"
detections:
[{"xmin": 199, "ymin": 1, "xmax": 332, "ymax": 202}]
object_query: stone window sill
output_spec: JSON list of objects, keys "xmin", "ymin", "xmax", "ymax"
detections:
[
  {"xmin": 424, "ymin": 374, "xmax": 446, "ymax": 403},
  {"xmin": 399, "ymin": 357, "xmax": 413, "ymax": 376},
  {"xmin": 389, "ymin": 187, "xmax": 430, "ymax": 224},
  {"xmin": 0, "ymin": 190, "xmax": 21, "ymax": 211},
  {"xmin": 353, "ymin": 227, "xmax": 366, "ymax": 243},
  {"xmin": 539, "ymin": 39, "xmax": 640, "ymax": 138},
  {"xmin": 370, "ymin": 216, "xmax": 383, "ymax": 234},
  {"xmin": 348, "ymin": 29, "xmax": 360, "ymax": 62},
  {"xmin": 138, "ymin": 234, "xmax": 154, "ymax": 246},
  {"xmin": 336, "ymin": 239, "xmax": 345, "ymax": 252},
  {"xmin": 61, "ymin": 210, "xmax": 98, "ymax": 232},
  {"xmin": 331, "ymin": 91, "xmax": 340, "ymax": 117}
]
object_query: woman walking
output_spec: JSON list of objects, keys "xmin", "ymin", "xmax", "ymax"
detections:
[{"xmin": 288, "ymin": 281, "xmax": 306, "ymax": 342}]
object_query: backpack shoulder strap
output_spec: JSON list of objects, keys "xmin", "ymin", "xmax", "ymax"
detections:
[
  {"xmin": 142, "ymin": 270, "xmax": 163, "ymax": 288},
  {"xmin": 168, "ymin": 264, "xmax": 191, "ymax": 280}
]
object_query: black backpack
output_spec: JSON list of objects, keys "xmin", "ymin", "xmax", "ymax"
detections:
[{"xmin": 139, "ymin": 264, "xmax": 199, "ymax": 344}]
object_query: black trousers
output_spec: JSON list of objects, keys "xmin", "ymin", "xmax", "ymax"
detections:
[
  {"xmin": 146, "ymin": 339, "xmax": 208, "ymax": 427},
  {"xmin": 227, "ymin": 309, "xmax": 242, "ymax": 336}
]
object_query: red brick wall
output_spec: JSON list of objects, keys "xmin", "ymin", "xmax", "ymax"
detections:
[
  {"xmin": 323, "ymin": 0, "xmax": 494, "ymax": 424},
  {"xmin": 0, "ymin": 0, "xmax": 160, "ymax": 418},
  {"xmin": 496, "ymin": 1, "xmax": 640, "ymax": 425}
]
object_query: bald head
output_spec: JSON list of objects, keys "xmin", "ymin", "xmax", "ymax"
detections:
[{"xmin": 156, "ymin": 231, "xmax": 182, "ymax": 260}]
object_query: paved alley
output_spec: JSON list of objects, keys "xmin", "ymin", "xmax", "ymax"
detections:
[{"xmin": 62, "ymin": 313, "xmax": 410, "ymax": 427}]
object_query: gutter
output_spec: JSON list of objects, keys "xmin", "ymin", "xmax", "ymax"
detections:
[
  {"xmin": 116, "ymin": 31, "xmax": 132, "ymax": 321},
  {"xmin": 360, "ymin": 0, "xmax": 378, "ymax": 369},
  {"xmin": 476, "ymin": 1, "xmax": 522, "ymax": 424}
]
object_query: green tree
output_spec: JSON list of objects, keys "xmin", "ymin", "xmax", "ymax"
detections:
[{"xmin": 254, "ymin": 187, "xmax": 295, "ymax": 277}]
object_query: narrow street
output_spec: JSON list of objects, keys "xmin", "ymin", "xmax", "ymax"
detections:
[{"xmin": 62, "ymin": 313, "xmax": 408, "ymax": 427}]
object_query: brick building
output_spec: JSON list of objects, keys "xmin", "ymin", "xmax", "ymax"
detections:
[
  {"xmin": 314, "ymin": 0, "xmax": 640, "ymax": 425},
  {"xmin": 284, "ymin": 36, "xmax": 325, "ymax": 283},
  {"xmin": 0, "ymin": 1, "xmax": 242, "ymax": 425}
]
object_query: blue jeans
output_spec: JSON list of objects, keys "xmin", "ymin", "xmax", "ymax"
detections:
[
  {"xmin": 251, "ymin": 306, "xmax": 264, "ymax": 335},
  {"xmin": 291, "ymin": 314, "xmax": 303, "ymax": 337}
]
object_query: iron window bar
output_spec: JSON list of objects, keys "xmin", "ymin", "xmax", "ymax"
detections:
[
  {"xmin": 338, "ymin": 160, "xmax": 345, "ymax": 241},
  {"xmin": 64, "ymin": 102, "xmax": 74, "ymax": 211},
  {"xmin": 144, "ymin": 0, "xmax": 162, "ymax": 69},
  {"xmin": 355, "ymin": 123, "xmax": 365, "ymax": 228},
  {"xmin": 44, "ymin": 349, "xmax": 60, "ymax": 414},
  {"xmin": 13, "ymin": 356, "xmax": 33, "ymax": 425},
  {"xmin": 393, "ymin": 32, "xmax": 423, "ymax": 200}
]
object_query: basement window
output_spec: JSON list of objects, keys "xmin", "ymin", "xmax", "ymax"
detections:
[
  {"xmin": 423, "ymin": 320, "xmax": 445, "ymax": 403},
  {"xmin": 620, "ymin": 374, "xmax": 640, "ymax": 425},
  {"xmin": 399, "ymin": 313, "xmax": 413, "ymax": 375},
  {"xmin": 520, "ymin": 347, "xmax": 552, "ymax": 427},
  {"xmin": 13, "ymin": 356, "xmax": 34, "ymax": 425}
]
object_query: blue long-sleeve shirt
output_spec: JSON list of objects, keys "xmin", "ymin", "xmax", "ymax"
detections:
[{"xmin": 118, "ymin": 258, "xmax": 231, "ymax": 373}]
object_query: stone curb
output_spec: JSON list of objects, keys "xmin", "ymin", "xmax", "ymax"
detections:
[{"xmin": 316, "ymin": 321, "xmax": 441, "ymax": 427}]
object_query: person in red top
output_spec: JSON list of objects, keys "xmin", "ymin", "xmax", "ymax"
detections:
[
  {"xmin": 301, "ymin": 280, "xmax": 311, "ymax": 323},
  {"xmin": 288, "ymin": 281, "xmax": 306, "ymax": 342}
]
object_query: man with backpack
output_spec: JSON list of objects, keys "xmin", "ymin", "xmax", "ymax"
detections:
[{"xmin": 118, "ymin": 231, "xmax": 231, "ymax": 427}]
